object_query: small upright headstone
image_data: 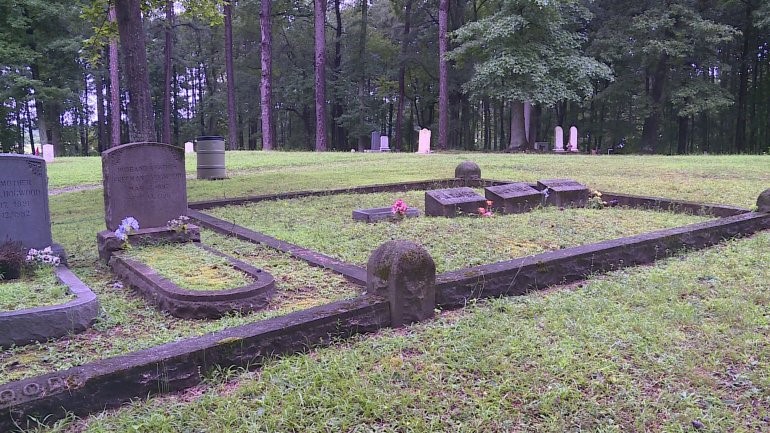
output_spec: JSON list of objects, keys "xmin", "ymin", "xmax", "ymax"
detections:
[
  {"xmin": 0, "ymin": 155, "xmax": 54, "ymax": 250},
  {"xmin": 417, "ymin": 129, "xmax": 431, "ymax": 154},
  {"xmin": 367, "ymin": 240, "xmax": 436, "ymax": 327},
  {"xmin": 379, "ymin": 136, "xmax": 391, "ymax": 152},
  {"xmin": 568, "ymin": 126, "xmax": 579, "ymax": 152},
  {"xmin": 454, "ymin": 161, "xmax": 481, "ymax": 180},
  {"xmin": 184, "ymin": 142, "xmax": 194, "ymax": 153},
  {"xmin": 537, "ymin": 179, "xmax": 590, "ymax": 207},
  {"xmin": 553, "ymin": 126, "xmax": 564, "ymax": 152},
  {"xmin": 101, "ymin": 142, "xmax": 187, "ymax": 230},
  {"xmin": 757, "ymin": 188, "xmax": 770, "ymax": 213},
  {"xmin": 42, "ymin": 144, "xmax": 55, "ymax": 163},
  {"xmin": 425, "ymin": 187, "xmax": 487, "ymax": 217},
  {"xmin": 371, "ymin": 131, "xmax": 381, "ymax": 152},
  {"xmin": 485, "ymin": 183, "xmax": 543, "ymax": 214}
]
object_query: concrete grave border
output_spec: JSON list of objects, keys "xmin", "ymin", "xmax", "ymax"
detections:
[{"xmin": 0, "ymin": 266, "xmax": 100, "ymax": 348}]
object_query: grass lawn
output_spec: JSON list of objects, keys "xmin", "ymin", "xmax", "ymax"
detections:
[
  {"xmin": 208, "ymin": 191, "xmax": 711, "ymax": 272},
  {"xmin": 0, "ymin": 267, "xmax": 73, "ymax": 311},
  {"xmin": 7, "ymin": 152, "xmax": 769, "ymax": 432}
]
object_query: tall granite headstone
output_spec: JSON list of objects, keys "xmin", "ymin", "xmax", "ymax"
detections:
[
  {"xmin": 537, "ymin": 178, "xmax": 589, "ymax": 207},
  {"xmin": 102, "ymin": 142, "xmax": 187, "ymax": 230},
  {"xmin": 0, "ymin": 154, "xmax": 54, "ymax": 249},
  {"xmin": 485, "ymin": 183, "xmax": 543, "ymax": 214},
  {"xmin": 425, "ymin": 187, "xmax": 487, "ymax": 217}
]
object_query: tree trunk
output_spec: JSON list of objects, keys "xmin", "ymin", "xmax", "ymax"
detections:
[
  {"xmin": 260, "ymin": 0, "xmax": 274, "ymax": 150},
  {"xmin": 437, "ymin": 0, "xmax": 448, "ymax": 150},
  {"xmin": 162, "ymin": 0, "xmax": 174, "ymax": 145},
  {"xmin": 356, "ymin": 0, "xmax": 368, "ymax": 151},
  {"xmin": 95, "ymin": 72, "xmax": 107, "ymax": 152},
  {"xmin": 331, "ymin": 0, "xmax": 345, "ymax": 150},
  {"xmin": 640, "ymin": 55, "xmax": 668, "ymax": 153},
  {"xmin": 24, "ymin": 101, "xmax": 35, "ymax": 155},
  {"xmin": 224, "ymin": 1, "xmax": 238, "ymax": 150},
  {"xmin": 115, "ymin": 0, "xmax": 155, "ymax": 142},
  {"xmin": 509, "ymin": 100, "xmax": 527, "ymax": 150},
  {"xmin": 314, "ymin": 0, "xmax": 328, "ymax": 151},
  {"xmin": 109, "ymin": 5, "xmax": 122, "ymax": 147},
  {"xmin": 394, "ymin": 0, "xmax": 413, "ymax": 151},
  {"xmin": 734, "ymin": 9, "xmax": 752, "ymax": 153},
  {"xmin": 677, "ymin": 115, "xmax": 688, "ymax": 154}
]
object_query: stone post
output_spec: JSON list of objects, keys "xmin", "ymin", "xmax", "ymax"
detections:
[
  {"xmin": 366, "ymin": 240, "xmax": 436, "ymax": 327},
  {"xmin": 454, "ymin": 160, "xmax": 481, "ymax": 184},
  {"xmin": 758, "ymin": 188, "xmax": 770, "ymax": 213}
]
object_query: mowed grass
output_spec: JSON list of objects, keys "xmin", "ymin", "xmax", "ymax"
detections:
[
  {"xmin": 0, "ymin": 267, "xmax": 73, "ymax": 311},
  {"xmin": 35, "ymin": 231, "xmax": 770, "ymax": 433},
  {"xmin": 125, "ymin": 243, "xmax": 255, "ymax": 291},
  {"xmin": 208, "ymin": 191, "xmax": 711, "ymax": 272}
]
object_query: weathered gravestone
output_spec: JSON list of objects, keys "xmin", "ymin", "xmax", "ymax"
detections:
[
  {"xmin": 42, "ymin": 144, "xmax": 55, "ymax": 163},
  {"xmin": 553, "ymin": 126, "xmax": 565, "ymax": 152},
  {"xmin": 379, "ymin": 136, "xmax": 391, "ymax": 152},
  {"xmin": 758, "ymin": 188, "xmax": 770, "ymax": 213},
  {"xmin": 353, "ymin": 207, "xmax": 420, "ymax": 223},
  {"xmin": 417, "ymin": 129, "xmax": 431, "ymax": 154},
  {"xmin": 425, "ymin": 187, "xmax": 487, "ymax": 217},
  {"xmin": 102, "ymin": 142, "xmax": 187, "ymax": 230},
  {"xmin": 485, "ymin": 183, "xmax": 543, "ymax": 214},
  {"xmin": 370, "ymin": 131, "xmax": 381, "ymax": 152},
  {"xmin": 568, "ymin": 126, "xmax": 579, "ymax": 152},
  {"xmin": 0, "ymin": 155, "xmax": 57, "ymax": 251},
  {"xmin": 537, "ymin": 179, "xmax": 589, "ymax": 207},
  {"xmin": 454, "ymin": 161, "xmax": 481, "ymax": 180}
]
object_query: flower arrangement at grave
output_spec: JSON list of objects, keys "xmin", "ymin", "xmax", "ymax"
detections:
[
  {"xmin": 114, "ymin": 217, "xmax": 140, "ymax": 248},
  {"xmin": 26, "ymin": 247, "xmax": 61, "ymax": 267},
  {"xmin": 587, "ymin": 190, "xmax": 619, "ymax": 209},
  {"xmin": 391, "ymin": 199, "xmax": 409, "ymax": 221},
  {"xmin": 478, "ymin": 200, "xmax": 494, "ymax": 217},
  {"xmin": 167, "ymin": 215, "xmax": 191, "ymax": 233},
  {"xmin": 0, "ymin": 241, "xmax": 25, "ymax": 280}
]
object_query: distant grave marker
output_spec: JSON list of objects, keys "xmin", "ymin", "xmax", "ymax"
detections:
[
  {"xmin": 425, "ymin": 187, "xmax": 486, "ymax": 217},
  {"xmin": 553, "ymin": 126, "xmax": 565, "ymax": 153},
  {"xmin": 568, "ymin": 126, "xmax": 579, "ymax": 152},
  {"xmin": 417, "ymin": 129, "xmax": 431, "ymax": 154},
  {"xmin": 101, "ymin": 142, "xmax": 187, "ymax": 230},
  {"xmin": 379, "ymin": 136, "xmax": 390, "ymax": 152},
  {"xmin": 537, "ymin": 178, "xmax": 589, "ymax": 207},
  {"xmin": 42, "ymin": 145, "xmax": 55, "ymax": 163},
  {"xmin": 485, "ymin": 183, "xmax": 542, "ymax": 214},
  {"xmin": 370, "ymin": 131, "xmax": 380, "ymax": 152}
]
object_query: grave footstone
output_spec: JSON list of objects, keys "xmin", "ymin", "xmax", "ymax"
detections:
[
  {"xmin": 42, "ymin": 144, "xmax": 55, "ymax": 163},
  {"xmin": 568, "ymin": 126, "xmax": 579, "ymax": 152},
  {"xmin": 485, "ymin": 183, "xmax": 543, "ymax": 214},
  {"xmin": 553, "ymin": 126, "xmax": 564, "ymax": 152},
  {"xmin": 0, "ymin": 155, "xmax": 57, "ymax": 252},
  {"xmin": 101, "ymin": 142, "xmax": 187, "ymax": 230},
  {"xmin": 379, "ymin": 136, "xmax": 390, "ymax": 152},
  {"xmin": 425, "ymin": 187, "xmax": 487, "ymax": 217},
  {"xmin": 417, "ymin": 129, "xmax": 431, "ymax": 154},
  {"xmin": 370, "ymin": 131, "xmax": 381, "ymax": 152},
  {"xmin": 537, "ymin": 178, "xmax": 589, "ymax": 207}
]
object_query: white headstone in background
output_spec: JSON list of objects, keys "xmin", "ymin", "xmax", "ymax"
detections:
[
  {"xmin": 418, "ymin": 129, "xmax": 431, "ymax": 154},
  {"xmin": 568, "ymin": 126, "xmax": 579, "ymax": 152},
  {"xmin": 184, "ymin": 141, "xmax": 194, "ymax": 153},
  {"xmin": 42, "ymin": 144, "xmax": 55, "ymax": 163},
  {"xmin": 379, "ymin": 135, "xmax": 390, "ymax": 152},
  {"xmin": 553, "ymin": 126, "xmax": 564, "ymax": 152}
]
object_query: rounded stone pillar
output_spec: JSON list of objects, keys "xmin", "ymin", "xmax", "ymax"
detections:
[
  {"xmin": 367, "ymin": 240, "xmax": 436, "ymax": 327},
  {"xmin": 757, "ymin": 188, "xmax": 770, "ymax": 213},
  {"xmin": 454, "ymin": 161, "xmax": 481, "ymax": 181}
]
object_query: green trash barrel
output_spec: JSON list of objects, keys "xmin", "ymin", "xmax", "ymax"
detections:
[{"xmin": 195, "ymin": 136, "xmax": 227, "ymax": 180}]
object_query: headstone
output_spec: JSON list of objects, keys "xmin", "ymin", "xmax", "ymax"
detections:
[
  {"xmin": 485, "ymin": 183, "xmax": 543, "ymax": 214},
  {"xmin": 568, "ymin": 126, "xmax": 579, "ymax": 152},
  {"xmin": 42, "ymin": 144, "xmax": 55, "ymax": 163},
  {"xmin": 553, "ymin": 126, "xmax": 564, "ymax": 152},
  {"xmin": 379, "ymin": 136, "xmax": 390, "ymax": 152},
  {"xmin": 417, "ymin": 129, "xmax": 431, "ymax": 154},
  {"xmin": 371, "ymin": 131, "xmax": 381, "ymax": 151},
  {"xmin": 454, "ymin": 161, "xmax": 481, "ymax": 180},
  {"xmin": 757, "ymin": 188, "xmax": 770, "ymax": 213},
  {"xmin": 102, "ymin": 142, "xmax": 187, "ymax": 231},
  {"xmin": 353, "ymin": 207, "xmax": 420, "ymax": 223},
  {"xmin": 425, "ymin": 187, "xmax": 487, "ymax": 217},
  {"xmin": 184, "ymin": 142, "xmax": 194, "ymax": 153},
  {"xmin": 537, "ymin": 179, "xmax": 590, "ymax": 207},
  {"xmin": 0, "ymin": 155, "xmax": 54, "ymax": 250},
  {"xmin": 367, "ymin": 240, "xmax": 436, "ymax": 327}
]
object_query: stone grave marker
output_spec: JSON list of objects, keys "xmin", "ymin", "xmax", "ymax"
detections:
[
  {"xmin": 537, "ymin": 178, "xmax": 589, "ymax": 207},
  {"xmin": 454, "ymin": 161, "xmax": 481, "ymax": 180},
  {"xmin": 485, "ymin": 182, "xmax": 543, "ymax": 214},
  {"xmin": 370, "ymin": 131, "xmax": 381, "ymax": 152},
  {"xmin": 417, "ymin": 129, "xmax": 431, "ymax": 154},
  {"xmin": 353, "ymin": 207, "xmax": 420, "ymax": 223},
  {"xmin": 42, "ymin": 144, "xmax": 55, "ymax": 163},
  {"xmin": 184, "ymin": 142, "xmax": 194, "ymax": 153},
  {"xmin": 568, "ymin": 126, "xmax": 579, "ymax": 152},
  {"xmin": 0, "ymin": 154, "xmax": 55, "ymax": 250},
  {"xmin": 379, "ymin": 135, "xmax": 391, "ymax": 152},
  {"xmin": 425, "ymin": 187, "xmax": 487, "ymax": 217},
  {"xmin": 102, "ymin": 142, "xmax": 187, "ymax": 230},
  {"xmin": 553, "ymin": 126, "xmax": 564, "ymax": 152}
]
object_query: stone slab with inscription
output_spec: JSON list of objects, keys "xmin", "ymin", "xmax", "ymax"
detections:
[
  {"xmin": 425, "ymin": 187, "xmax": 487, "ymax": 217},
  {"xmin": 537, "ymin": 178, "xmax": 590, "ymax": 207},
  {"xmin": 102, "ymin": 142, "xmax": 187, "ymax": 230},
  {"xmin": 352, "ymin": 207, "xmax": 420, "ymax": 223},
  {"xmin": 0, "ymin": 154, "xmax": 54, "ymax": 249},
  {"xmin": 484, "ymin": 183, "xmax": 543, "ymax": 214}
]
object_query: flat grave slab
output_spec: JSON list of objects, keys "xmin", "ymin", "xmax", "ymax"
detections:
[
  {"xmin": 425, "ymin": 187, "xmax": 487, "ymax": 217},
  {"xmin": 485, "ymin": 183, "xmax": 543, "ymax": 214},
  {"xmin": 537, "ymin": 179, "xmax": 590, "ymax": 207},
  {"xmin": 352, "ymin": 207, "xmax": 420, "ymax": 223}
]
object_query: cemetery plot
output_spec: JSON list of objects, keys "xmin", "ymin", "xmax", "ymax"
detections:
[
  {"xmin": 0, "ymin": 230, "xmax": 362, "ymax": 385},
  {"xmin": 0, "ymin": 267, "xmax": 74, "ymax": 311},
  {"xmin": 204, "ymin": 190, "xmax": 713, "ymax": 273}
]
